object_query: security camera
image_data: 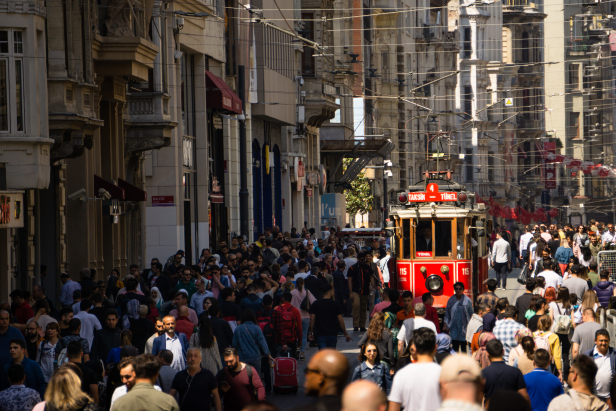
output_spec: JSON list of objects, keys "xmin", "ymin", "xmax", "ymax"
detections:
[
  {"xmin": 98, "ymin": 188, "xmax": 112, "ymax": 200},
  {"xmin": 68, "ymin": 188, "xmax": 87, "ymax": 202}
]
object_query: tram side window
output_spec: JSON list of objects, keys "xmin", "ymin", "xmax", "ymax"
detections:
[
  {"xmin": 403, "ymin": 219, "xmax": 411, "ymax": 259},
  {"xmin": 457, "ymin": 218, "xmax": 465, "ymax": 259},
  {"xmin": 434, "ymin": 220, "xmax": 452, "ymax": 257}
]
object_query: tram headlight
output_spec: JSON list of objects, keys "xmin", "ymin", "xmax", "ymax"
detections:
[
  {"xmin": 398, "ymin": 192, "xmax": 408, "ymax": 204},
  {"xmin": 425, "ymin": 275, "xmax": 444, "ymax": 293}
]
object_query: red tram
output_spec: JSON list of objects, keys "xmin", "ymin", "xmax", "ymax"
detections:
[{"xmin": 386, "ymin": 173, "xmax": 490, "ymax": 312}]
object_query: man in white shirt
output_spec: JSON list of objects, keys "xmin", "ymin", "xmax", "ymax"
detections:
[
  {"xmin": 73, "ymin": 299, "xmax": 102, "ymax": 349},
  {"xmin": 110, "ymin": 357, "xmax": 163, "ymax": 411},
  {"xmin": 537, "ymin": 260, "xmax": 563, "ymax": 290},
  {"xmin": 519, "ymin": 225, "xmax": 533, "ymax": 261},
  {"xmin": 343, "ymin": 247, "xmax": 358, "ymax": 279},
  {"xmin": 397, "ymin": 303, "xmax": 437, "ymax": 353},
  {"xmin": 491, "ymin": 232, "xmax": 511, "ymax": 291},
  {"xmin": 602, "ymin": 224, "xmax": 616, "ymax": 249},
  {"xmin": 586, "ymin": 329, "xmax": 614, "ymax": 405},
  {"xmin": 389, "ymin": 328, "xmax": 441, "ymax": 411}
]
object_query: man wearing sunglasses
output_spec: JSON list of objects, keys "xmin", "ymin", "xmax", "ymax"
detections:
[{"xmin": 294, "ymin": 349, "xmax": 349, "ymax": 411}]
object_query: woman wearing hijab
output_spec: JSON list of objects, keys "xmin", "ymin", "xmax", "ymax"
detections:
[
  {"xmin": 470, "ymin": 313, "xmax": 496, "ymax": 353},
  {"xmin": 150, "ymin": 287, "xmax": 164, "ymax": 310},
  {"xmin": 473, "ymin": 332, "xmax": 496, "ymax": 369},
  {"xmin": 435, "ymin": 334, "xmax": 455, "ymax": 364},
  {"xmin": 122, "ymin": 299, "xmax": 140, "ymax": 329}
]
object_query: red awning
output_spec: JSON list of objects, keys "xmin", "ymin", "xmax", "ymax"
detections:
[
  {"xmin": 118, "ymin": 178, "xmax": 147, "ymax": 201},
  {"xmin": 205, "ymin": 70, "xmax": 242, "ymax": 114},
  {"xmin": 210, "ymin": 194, "xmax": 224, "ymax": 204},
  {"xmin": 94, "ymin": 175, "xmax": 125, "ymax": 200}
]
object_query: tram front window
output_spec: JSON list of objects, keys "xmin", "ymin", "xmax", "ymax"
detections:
[{"xmin": 415, "ymin": 220, "xmax": 452, "ymax": 257}]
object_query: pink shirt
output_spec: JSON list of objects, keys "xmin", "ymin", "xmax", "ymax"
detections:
[
  {"xmin": 370, "ymin": 301, "xmax": 391, "ymax": 318},
  {"xmin": 290, "ymin": 288, "xmax": 316, "ymax": 319}
]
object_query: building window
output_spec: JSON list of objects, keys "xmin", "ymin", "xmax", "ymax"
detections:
[
  {"xmin": 463, "ymin": 28, "xmax": 471, "ymax": 58},
  {"xmin": 488, "ymin": 153, "xmax": 494, "ymax": 183},
  {"xmin": 180, "ymin": 54, "xmax": 195, "ymax": 137},
  {"xmin": 521, "ymin": 32, "xmax": 529, "ymax": 62},
  {"xmin": 331, "ymin": 98, "xmax": 341, "ymax": 123},
  {"xmin": 465, "ymin": 149, "xmax": 473, "ymax": 183},
  {"xmin": 569, "ymin": 112, "xmax": 580, "ymax": 140},
  {"xmin": 301, "ymin": 13, "xmax": 315, "ymax": 76},
  {"xmin": 381, "ymin": 52, "xmax": 389, "ymax": 82},
  {"xmin": 0, "ymin": 29, "xmax": 25, "ymax": 133},
  {"xmin": 569, "ymin": 64, "xmax": 579, "ymax": 90},
  {"xmin": 464, "ymin": 86, "xmax": 472, "ymax": 119}
]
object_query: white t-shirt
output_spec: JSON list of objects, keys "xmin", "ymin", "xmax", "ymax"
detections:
[
  {"xmin": 397, "ymin": 318, "xmax": 437, "ymax": 344},
  {"xmin": 110, "ymin": 384, "xmax": 162, "ymax": 411},
  {"xmin": 389, "ymin": 362, "xmax": 442, "ymax": 410},
  {"xmin": 537, "ymin": 270, "xmax": 563, "ymax": 290},
  {"xmin": 593, "ymin": 347, "xmax": 613, "ymax": 399}
]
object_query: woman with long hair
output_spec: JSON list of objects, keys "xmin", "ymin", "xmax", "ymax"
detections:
[
  {"xmin": 33, "ymin": 367, "xmax": 97, "ymax": 411},
  {"xmin": 201, "ymin": 297, "xmax": 219, "ymax": 318},
  {"xmin": 513, "ymin": 336, "xmax": 536, "ymax": 375},
  {"xmin": 37, "ymin": 322, "xmax": 66, "ymax": 382},
  {"xmin": 189, "ymin": 316, "xmax": 222, "ymax": 376},
  {"xmin": 106, "ymin": 330, "xmax": 132, "ymax": 365},
  {"xmin": 573, "ymin": 225, "xmax": 589, "ymax": 258},
  {"xmin": 543, "ymin": 287, "xmax": 557, "ymax": 304},
  {"xmin": 573, "ymin": 290, "xmax": 599, "ymax": 325},
  {"xmin": 533, "ymin": 277, "xmax": 546, "ymax": 297},
  {"xmin": 555, "ymin": 237, "xmax": 574, "ymax": 277},
  {"xmin": 290, "ymin": 277, "xmax": 315, "ymax": 361},
  {"xmin": 507, "ymin": 328, "xmax": 533, "ymax": 367},
  {"xmin": 350, "ymin": 342, "xmax": 392, "ymax": 395},
  {"xmin": 534, "ymin": 315, "xmax": 562, "ymax": 380},
  {"xmin": 473, "ymin": 332, "xmax": 496, "ymax": 370},
  {"xmin": 357, "ymin": 312, "xmax": 394, "ymax": 367},
  {"xmin": 524, "ymin": 295, "xmax": 541, "ymax": 323}
]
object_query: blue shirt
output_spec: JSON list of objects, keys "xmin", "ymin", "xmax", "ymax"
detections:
[
  {"xmin": 59, "ymin": 279, "xmax": 81, "ymax": 306},
  {"xmin": 191, "ymin": 290, "xmax": 215, "ymax": 316},
  {"xmin": 0, "ymin": 385, "xmax": 41, "ymax": 411},
  {"xmin": 524, "ymin": 368, "xmax": 564, "ymax": 411},
  {"xmin": 231, "ymin": 321, "xmax": 270, "ymax": 362},
  {"xmin": 0, "ymin": 327, "xmax": 25, "ymax": 372},
  {"xmin": 1, "ymin": 358, "xmax": 47, "ymax": 397}
]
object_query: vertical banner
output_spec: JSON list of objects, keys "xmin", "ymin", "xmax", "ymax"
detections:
[
  {"xmin": 543, "ymin": 142, "xmax": 557, "ymax": 189},
  {"xmin": 249, "ymin": 28, "xmax": 258, "ymax": 104}
]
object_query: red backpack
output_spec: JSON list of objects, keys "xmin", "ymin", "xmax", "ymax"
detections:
[
  {"xmin": 257, "ymin": 308, "xmax": 275, "ymax": 343},
  {"xmin": 278, "ymin": 305, "xmax": 297, "ymax": 342}
]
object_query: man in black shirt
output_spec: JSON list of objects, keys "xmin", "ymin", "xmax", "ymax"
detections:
[
  {"xmin": 220, "ymin": 288, "xmax": 242, "ymax": 331},
  {"xmin": 347, "ymin": 252, "xmax": 376, "ymax": 332},
  {"xmin": 170, "ymin": 348, "xmax": 221, "ymax": 411},
  {"xmin": 514, "ymin": 279, "xmax": 536, "ymax": 324},
  {"xmin": 482, "ymin": 339, "xmax": 529, "ymax": 408},
  {"xmin": 91, "ymin": 309, "xmax": 121, "ymax": 364},
  {"xmin": 24, "ymin": 322, "xmax": 41, "ymax": 360},
  {"xmin": 120, "ymin": 278, "xmax": 147, "ymax": 313},
  {"xmin": 66, "ymin": 341, "xmax": 99, "ymax": 402},
  {"xmin": 308, "ymin": 284, "xmax": 351, "ymax": 350},
  {"xmin": 527, "ymin": 297, "xmax": 547, "ymax": 332}
]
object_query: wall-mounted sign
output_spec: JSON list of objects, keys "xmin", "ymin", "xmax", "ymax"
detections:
[
  {"xmin": 298, "ymin": 160, "xmax": 305, "ymax": 177},
  {"xmin": 306, "ymin": 187, "xmax": 313, "ymax": 197},
  {"xmin": 152, "ymin": 196, "xmax": 174, "ymax": 207},
  {"xmin": 0, "ymin": 192, "xmax": 24, "ymax": 228}
]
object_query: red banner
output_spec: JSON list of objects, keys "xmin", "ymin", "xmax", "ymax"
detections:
[{"xmin": 543, "ymin": 142, "xmax": 557, "ymax": 189}]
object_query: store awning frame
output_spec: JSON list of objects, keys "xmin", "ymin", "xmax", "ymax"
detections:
[
  {"xmin": 118, "ymin": 178, "xmax": 147, "ymax": 201},
  {"xmin": 205, "ymin": 70, "xmax": 242, "ymax": 114},
  {"xmin": 94, "ymin": 175, "xmax": 125, "ymax": 200}
]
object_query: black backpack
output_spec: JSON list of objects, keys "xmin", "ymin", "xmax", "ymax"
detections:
[{"xmin": 263, "ymin": 248, "xmax": 277, "ymax": 266}]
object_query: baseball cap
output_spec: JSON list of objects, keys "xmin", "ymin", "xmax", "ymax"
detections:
[
  {"xmin": 439, "ymin": 355, "xmax": 482, "ymax": 383},
  {"xmin": 9, "ymin": 290, "xmax": 23, "ymax": 298}
]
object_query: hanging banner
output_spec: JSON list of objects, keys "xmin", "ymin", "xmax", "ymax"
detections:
[
  {"xmin": 249, "ymin": 28, "xmax": 258, "ymax": 104},
  {"xmin": 543, "ymin": 142, "xmax": 556, "ymax": 189}
]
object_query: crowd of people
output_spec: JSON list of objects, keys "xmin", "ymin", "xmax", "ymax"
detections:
[{"xmin": 2, "ymin": 221, "xmax": 616, "ymax": 411}]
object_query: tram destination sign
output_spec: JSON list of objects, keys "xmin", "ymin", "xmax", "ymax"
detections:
[{"xmin": 408, "ymin": 183, "xmax": 458, "ymax": 202}]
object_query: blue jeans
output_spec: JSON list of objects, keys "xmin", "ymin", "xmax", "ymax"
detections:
[
  {"xmin": 316, "ymin": 336, "xmax": 337, "ymax": 350},
  {"xmin": 301, "ymin": 318, "xmax": 310, "ymax": 353}
]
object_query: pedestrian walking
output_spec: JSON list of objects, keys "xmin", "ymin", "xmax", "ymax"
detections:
[
  {"xmin": 155, "ymin": 350, "xmax": 178, "ymax": 393},
  {"xmin": 290, "ymin": 277, "xmax": 315, "ymax": 361},
  {"xmin": 348, "ymin": 252, "xmax": 378, "ymax": 332},
  {"xmin": 0, "ymin": 339, "xmax": 46, "ymax": 397},
  {"xmin": 435, "ymin": 355, "xmax": 484, "ymax": 411},
  {"xmin": 231, "ymin": 310, "xmax": 272, "ymax": 375},
  {"xmin": 572, "ymin": 308, "xmax": 603, "ymax": 358},
  {"xmin": 547, "ymin": 354, "xmax": 609, "ymax": 411},
  {"xmin": 493, "ymin": 306, "xmax": 524, "ymax": 362},
  {"xmin": 0, "ymin": 364, "xmax": 41, "ymax": 411},
  {"xmin": 91, "ymin": 309, "xmax": 122, "ymax": 364},
  {"xmin": 112, "ymin": 354, "xmax": 179, "ymax": 411},
  {"xmin": 476, "ymin": 279, "xmax": 499, "ymax": 314},
  {"xmin": 308, "ymin": 284, "xmax": 352, "ymax": 350},
  {"xmin": 350, "ymin": 342, "xmax": 392, "ymax": 395},
  {"xmin": 357, "ymin": 312, "xmax": 394, "ymax": 367},
  {"xmin": 216, "ymin": 348, "xmax": 266, "ymax": 411},
  {"xmin": 36, "ymin": 323, "xmax": 66, "ymax": 382},
  {"xmin": 151, "ymin": 316, "xmax": 189, "ymax": 372},
  {"xmin": 189, "ymin": 317, "xmax": 223, "ymax": 377},
  {"xmin": 491, "ymin": 232, "xmax": 511, "ymax": 290},
  {"xmin": 271, "ymin": 292, "xmax": 302, "ymax": 357},
  {"xmin": 443, "ymin": 282, "xmax": 473, "ymax": 353},
  {"xmin": 524, "ymin": 349, "xmax": 564, "ymax": 411},
  {"xmin": 583, "ymin": 329, "xmax": 616, "ymax": 407},
  {"xmin": 342, "ymin": 380, "xmax": 387, "ymax": 411},
  {"xmin": 291, "ymin": 349, "xmax": 349, "ymax": 411},
  {"xmin": 481, "ymin": 339, "xmax": 529, "ymax": 408},
  {"xmin": 170, "ymin": 348, "xmax": 221, "ymax": 411},
  {"xmin": 31, "ymin": 367, "xmax": 96, "ymax": 411}
]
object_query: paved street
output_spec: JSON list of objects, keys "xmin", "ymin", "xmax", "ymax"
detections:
[
  {"xmin": 265, "ymin": 265, "xmax": 525, "ymax": 409},
  {"xmin": 266, "ymin": 317, "xmax": 361, "ymax": 409}
]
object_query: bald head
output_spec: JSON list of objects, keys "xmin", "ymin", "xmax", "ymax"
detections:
[
  {"xmin": 342, "ymin": 380, "xmax": 387, "ymax": 411},
  {"xmin": 178, "ymin": 306, "xmax": 189, "ymax": 317},
  {"xmin": 305, "ymin": 349, "xmax": 349, "ymax": 396}
]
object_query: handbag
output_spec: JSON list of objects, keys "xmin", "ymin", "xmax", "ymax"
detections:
[
  {"xmin": 300, "ymin": 290, "xmax": 312, "ymax": 311},
  {"xmin": 517, "ymin": 264, "xmax": 529, "ymax": 285}
]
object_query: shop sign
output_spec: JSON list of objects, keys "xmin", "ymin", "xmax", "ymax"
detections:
[
  {"xmin": 0, "ymin": 192, "xmax": 23, "ymax": 228},
  {"xmin": 152, "ymin": 196, "xmax": 174, "ymax": 207}
]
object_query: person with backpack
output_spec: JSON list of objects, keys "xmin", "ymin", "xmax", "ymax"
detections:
[
  {"xmin": 36, "ymin": 322, "xmax": 65, "ymax": 382},
  {"xmin": 290, "ymin": 277, "xmax": 315, "ymax": 361},
  {"xmin": 272, "ymin": 292, "xmax": 302, "ymax": 358},
  {"xmin": 262, "ymin": 240, "xmax": 280, "ymax": 267},
  {"xmin": 533, "ymin": 315, "xmax": 562, "ymax": 381},
  {"xmin": 256, "ymin": 295, "xmax": 276, "ymax": 392},
  {"xmin": 217, "ymin": 348, "xmax": 266, "ymax": 411}
]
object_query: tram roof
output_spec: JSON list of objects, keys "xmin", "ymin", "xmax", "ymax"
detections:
[{"xmin": 389, "ymin": 203, "xmax": 487, "ymax": 219}]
